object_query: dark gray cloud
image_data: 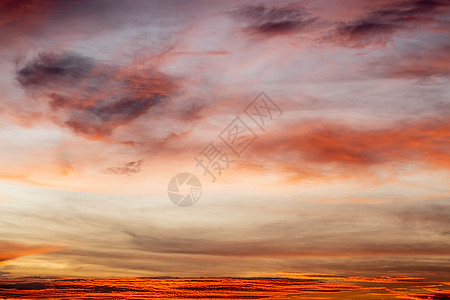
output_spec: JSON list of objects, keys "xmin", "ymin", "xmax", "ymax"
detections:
[
  {"xmin": 231, "ymin": 4, "xmax": 317, "ymax": 36},
  {"xmin": 326, "ymin": 0, "xmax": 450, "ymax": 47},
  {"xmin": 16, "ymin": 52, "xmax": 95, "ymax": 89},
  {"xmin": 16, "ymin": 52, "xmax": 176, "ymax": 138}
]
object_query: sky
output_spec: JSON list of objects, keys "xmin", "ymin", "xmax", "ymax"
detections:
[{"xmin": 0, "ymin": 0, "xmax": 449, "ymax": 298}]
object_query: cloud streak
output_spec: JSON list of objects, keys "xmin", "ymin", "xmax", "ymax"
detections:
[
  {"xmin": 231, "ymin": 4, "xmax": 318, "ymax": 37},
  {"xmin": 324, "ymin": 0, "xmax": 450, "ymax": 47},
  {"xmin": 0, "ymin": 241, "xmax": 61, "ymax": 264},
  {"xmin": 0, "ymin": 276, "xmax": 448, "ymax": 299},
  {"xmin": 105, "ymin": 159, "xmax": 143, "ymax": 176},
  {"xmin": 246, "ymin": 117, "xmax": 449, "ymax": 181}
]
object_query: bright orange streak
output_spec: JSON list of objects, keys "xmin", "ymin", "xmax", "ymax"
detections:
[{"xmin": 0, "ymin": 276, "xmax": 448, "ymax": 299}]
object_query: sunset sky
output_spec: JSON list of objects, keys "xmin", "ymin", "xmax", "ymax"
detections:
[{"xmin": 0, "ymin": 0, "xmax": 449, "ymax": 298}]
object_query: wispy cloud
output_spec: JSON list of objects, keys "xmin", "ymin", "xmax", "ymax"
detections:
[
  {"xmin": 0, "ymin": 241, "xmax": 61, "ymax": 264},
  {"xmin": 324, "ymin": 0, "xmax": 450, "ymax": 47},
  {"xmin": 105, "ymin": 159, "xmax": 143, "ymax": 176},
  {"xmin": 231, "ymin": 3, "xmax": 318, "ymax": 37}
]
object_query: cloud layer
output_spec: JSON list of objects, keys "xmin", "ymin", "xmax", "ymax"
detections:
[{"xmin": 0, "ymin": 1, "xmax": 448, "ymax": 296}]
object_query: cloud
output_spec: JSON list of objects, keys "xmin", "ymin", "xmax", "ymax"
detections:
[
  {"xmin": 16, "ymin": 52, "xmax": 95, "ymax": 89},
  {"xmin": 231, "ymin": 4, "xmax": 318, "ymax": 36},
  {"xmin": 247, "ymin": 117, "xmax": 449, "ymax": 181},
  {"xmin": 389, "ymin": 201, "xmax": 450, "ymax": 234},
  {"xmin": 16, "ymin": 51, "xmax": 177, "ymax": 139},
  {"xmin": 411, "ymin": 293, "xmax": 450, "ymax": 300},
  {"xmin": 324, "ymin": 0, "xmax": 450, "ymax": 47},
  {"xmin": 0, "ymin": 0, "xmax": 185, "ymax": 49},
  {"xmin": 0, "ymin": 0, "xmax": 449, "ymax": 286},
  {"xmin": 106, "ymin": 159, "xmax": 143, "ymax": 175},
  {"xmin": 127, "ymin": 235, "xmax": 450, "ymax": 258},
  {"xmin": 369, "ymin": 43, "xmax": 450, "ymax": 79},
  {"xmin": 121, "ymin": 198, "xmax": 449, "ymax": 259},
  {"xmin": 0, "ymin": 0, "xmax": 56, "ymax": 31},
  {"xmin": 0, "ymin": 277, "xmax": 359, "ymax": 298},
  {"xmin": 0, "ymin": 241, "xmax": 60, "ymax": 264},
  {"xmin": 0, "ymin": 276, "xmax": 448, "ymax": 299}
]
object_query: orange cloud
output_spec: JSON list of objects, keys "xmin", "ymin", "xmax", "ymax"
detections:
[
  {"xmin": 277, "ymin": 272, "xmax": 424, "ymax": 283},
  {"xmin": 247, "ymin": 117, "xmax": 450, "ymax": 181},
  {"xmin": 0, "ymin": 276, "xmax": 447, "ymax": 299},
  {"xmin": 0, "ymin": 241, "xmax": 61, "ymax": 264}
]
